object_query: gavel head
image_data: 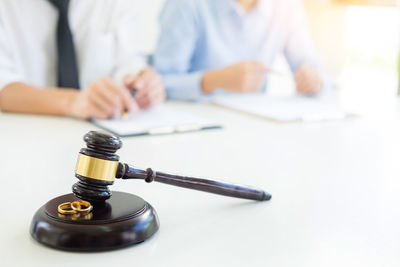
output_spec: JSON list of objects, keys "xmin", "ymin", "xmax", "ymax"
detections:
[{"xmin": 72, "ymin": 131, "xmax": 122, "ymax": 203}]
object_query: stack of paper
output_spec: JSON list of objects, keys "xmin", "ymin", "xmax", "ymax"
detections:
[{"xmin": 212, "ymin": 94, "xmax": 357, "ymax": 122}]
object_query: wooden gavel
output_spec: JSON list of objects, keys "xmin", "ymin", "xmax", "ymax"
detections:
[{"xmin": 72, "ymin": 131, "xmax": 271, "ymax": 203}]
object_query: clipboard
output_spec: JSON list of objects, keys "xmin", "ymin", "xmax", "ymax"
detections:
[{"xmin": 91, "ymin": 105, "xmax": 222, "ymax": 137}]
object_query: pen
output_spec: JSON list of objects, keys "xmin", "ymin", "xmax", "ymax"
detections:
[
  {"xmin": 122, "ymin": 70, "xmax": 144, "ymax": 119},
  {"xmin": 121, "ymin": 88, "xmax": 137, "ymax": 120}
]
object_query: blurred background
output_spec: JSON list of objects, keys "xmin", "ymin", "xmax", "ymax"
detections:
[{"xmin": 137, "ymin": 0, "xmax": 400, "ymax": 111}]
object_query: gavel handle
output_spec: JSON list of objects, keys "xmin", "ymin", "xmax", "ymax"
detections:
[{"xmin": 116, "ymin": 163, "xmax": 271, "ymax": 201}]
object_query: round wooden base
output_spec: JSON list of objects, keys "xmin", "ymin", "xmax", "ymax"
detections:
[{"xmin": 30, "ymin": 191, "xmax": 159, "ymax": 251}]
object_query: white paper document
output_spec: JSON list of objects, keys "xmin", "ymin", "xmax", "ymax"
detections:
[
  {"xmin": 212, "ymin": 94, "xmax": 358, "ymax": 122},
  {"xmin": 92, "ymin": 105, "xmax": 221, "ymax": 137}
]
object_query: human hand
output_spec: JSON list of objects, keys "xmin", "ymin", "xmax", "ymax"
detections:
[
  {"xmin": 202, "ymin": 61, "xmax": 267, "ymax": 94},
  {"xmin": 123, "ymin": 67, "xmax": 166, "ymax": 110},
  {"xmin": 69, "ymin": 77, "xmax": 136, "ymax": 119},
  {"xmin": 294, "ymin": 65, "xmax": 323, "ymax": 95}
]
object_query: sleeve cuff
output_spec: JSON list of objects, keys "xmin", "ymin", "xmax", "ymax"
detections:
[{"xmin": 163, "ymin": 71, "xmax": 205, "ymax": 101}]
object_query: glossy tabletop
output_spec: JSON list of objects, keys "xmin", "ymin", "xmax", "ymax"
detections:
[{"xmin": 1, "ymin": 101, "xmax": 400, "ymax": 267}]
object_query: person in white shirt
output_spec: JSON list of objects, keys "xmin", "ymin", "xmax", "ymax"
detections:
[{"xmin": 0, "ymin": 0, "xmax": 165, "ymax": 119}]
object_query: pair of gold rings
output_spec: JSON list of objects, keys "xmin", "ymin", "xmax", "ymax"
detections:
[{"xmin": 58, "ymin": 201, "xmax": 93, "ymax": 216}]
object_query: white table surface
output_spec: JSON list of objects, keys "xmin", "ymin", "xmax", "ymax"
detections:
[{"xmin": 1, "ymin": 101, "xmax": 400, "ymax": 267}]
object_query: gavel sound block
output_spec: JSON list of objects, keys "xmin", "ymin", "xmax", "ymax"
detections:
[{"xmin": 30, "ymin": 131, "xmax": 271, "ymax": 251}]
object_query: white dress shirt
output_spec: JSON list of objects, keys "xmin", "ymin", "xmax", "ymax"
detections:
[{"xmin": 0, "ymin": 0, "xmax": 146, "ymax": 91}]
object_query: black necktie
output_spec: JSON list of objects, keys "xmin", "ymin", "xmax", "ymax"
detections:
[{"xmin": 49, "ymin": 0, "xmax": 80, "ymax": 89}]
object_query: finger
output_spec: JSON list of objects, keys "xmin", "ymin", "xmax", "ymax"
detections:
[
  {"xmin": 102, "ymin": 77, "xmax": 133, "ymax": 112},
  {"xmin": 295, "ymin": 77, "xmax": 305, "ymax": 93},
  {"xmin": 136, "ymin": 82, "xmax": 165, "ymax": 109},
  {"xmin": 146, "ymin": 90, "xmax": 166, "ymax": 109},
  {"xmin": 295, "ymin": 70, "xmax": 306, "ymax": 93},
  {"xmin": 296, "ymin": 70, "xmax": 321, "ymax": 94},
  {"xmin": 137, "ymin": 87, "xmax": 165, "ymax": 109},
  {"xmin": 130, "ymin": 99, "xmax": 140, "ymax": 113},
  {"xmin": 89, "ymin": 85, "xmax": 115, "ymax": 116},
  {"xmin": 93, "ymin": 80, "xmax": 120, "ymax": 108},
  {"xmin": 136, "ymin": 77, "xmax": 165, "ymax": 106},
  {"xmin": 136, "ymin": 92, "xmax": 150, "ymax": 109},
  {"xmin": 132, "ymin": 68, "xmax": 154, "ymax": 92},
  {"xmin": 313, "ymin": 79, "xmax": 323, "ymax": 93},
  {"xmin": 244, "ymin": 73, "xmax": 265, "ymax": 92},
  {"xmin": 298, "ymin": 78, "xmax": 320, "ymax": 94},
  {"xmin": 296, "ymin": 80, "xmax": 308, "ymax": 94},
  {"xmin": 87, "ymin": 99, "xmax": 111, "ymax": 119},
  {"xmin": 305, "ymin": 79, "xmax": 322, "ymax": 94},
  {"xmin": 123, "ymin": 74, "xmax": 135, "ymax": 89},
  {"xmin": 135, "ymin": 74, "xmax": 162, "ymax": 99},
  {"xmin": 114, "ymin": 95, "xmax": 124, "ymax": 116}
]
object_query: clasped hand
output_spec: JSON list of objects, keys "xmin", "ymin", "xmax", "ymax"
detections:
[
  {"xmin": 69, "ymin": 67, "xmax": 165, "ymax": 119},
  {"xmin": 202, "ymin": 61, "xmax": 322, "ymax": 95}
]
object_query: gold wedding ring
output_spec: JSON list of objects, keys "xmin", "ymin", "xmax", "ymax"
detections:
[
  {"xmin": 58, "ymin": 201, "xmax": 93, "ymax": 217},
  {"xmin": 71, "ymin": 200, "xmax": 93, "ymax": 215},
  {"xmin": 58, "ymin": 202, "xmax": 77, "ymax": 215}
]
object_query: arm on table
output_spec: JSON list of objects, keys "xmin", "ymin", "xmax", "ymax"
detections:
[
  {"xmin": 202, "ymin": 62, "xmax": 268, "ymax": 94},
  {"xmin": 0, "ymin": 82, "xmax": 77, "ymax": 116},
  {"xmin": 0, "ymin": 77, "xmax": 134, "ymax": 120}
]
